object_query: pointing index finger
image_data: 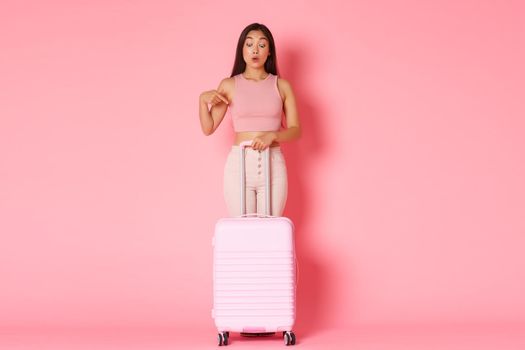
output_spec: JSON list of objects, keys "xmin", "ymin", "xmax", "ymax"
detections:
[{"xmin": 215, "ymin": 92, "xmax": 229, "ymax": 105}]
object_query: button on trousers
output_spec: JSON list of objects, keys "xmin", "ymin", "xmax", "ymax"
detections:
[{"xmin": 223, "ymin": 145, "xmax": 288, "ymax": 217}]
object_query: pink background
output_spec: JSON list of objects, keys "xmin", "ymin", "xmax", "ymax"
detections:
[{"xmin": 1, "ymin": 0, "xmax": 525, "ymax": 348}]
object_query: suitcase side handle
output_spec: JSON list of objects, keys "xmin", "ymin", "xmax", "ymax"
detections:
[{"xmin": 239, "ymin": 140, "xmax": 271, "ymax": 216}]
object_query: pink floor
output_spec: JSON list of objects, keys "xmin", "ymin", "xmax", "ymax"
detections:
[{"xmin": 2, "ymin": 324, "xmax": 524, "ymax": 350}]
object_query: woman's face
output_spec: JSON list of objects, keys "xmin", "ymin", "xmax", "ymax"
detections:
[{"xmin": 242, "ymin": 30, "xmax": 271, "ymax": 69}]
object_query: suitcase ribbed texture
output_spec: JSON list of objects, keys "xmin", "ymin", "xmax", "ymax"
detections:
[{"xmin": 213, "ymin": 217, "xmax": 296, "ymax": 333}]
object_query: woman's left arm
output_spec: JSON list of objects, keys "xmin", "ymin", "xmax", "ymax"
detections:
[{"xmin": 273, "ymin": 78, "xmax": 301, "ymax": 142}]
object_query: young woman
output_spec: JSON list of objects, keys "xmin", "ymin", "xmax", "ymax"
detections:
[{"xmin": 199, "ymin": 23, "xmax": 301, "ymax": 217}]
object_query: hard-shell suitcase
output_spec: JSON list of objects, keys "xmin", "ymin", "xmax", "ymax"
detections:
[{"xmin": 212, "ymin": 141, "xmax": 297, "ymax": 346}]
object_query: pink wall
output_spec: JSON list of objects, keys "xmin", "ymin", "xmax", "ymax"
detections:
[{"xmin": 1, "ymin": 0, "xmax": 524, "ymax": 334}]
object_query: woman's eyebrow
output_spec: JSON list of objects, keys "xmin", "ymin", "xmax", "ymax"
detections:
[{"xmin": 246, "ymin": 36, "xmax": 268, "ymax": 41}]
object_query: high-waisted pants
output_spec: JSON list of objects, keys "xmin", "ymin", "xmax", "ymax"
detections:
[{"xmin": 223, "ymin": 146, "xmax": 288, "ymax": 217}]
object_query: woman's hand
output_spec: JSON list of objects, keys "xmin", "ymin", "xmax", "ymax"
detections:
[
  {"xmin": 200, "ymin": 90, "xmax": 229, "ymax": 106},
  {"xmin": 251, "ymin": 132, "xmax": 277, "ymax": 151}
]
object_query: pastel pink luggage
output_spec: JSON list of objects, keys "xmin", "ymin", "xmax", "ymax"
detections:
[{"xmin": 212, "ymin": 141, "xmax": 297, "ymax": 346}]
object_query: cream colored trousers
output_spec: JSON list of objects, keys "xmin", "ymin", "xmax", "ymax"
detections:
[{"xmin": 223, "ymin": 146, "xmax": 288, "ymax": 217}]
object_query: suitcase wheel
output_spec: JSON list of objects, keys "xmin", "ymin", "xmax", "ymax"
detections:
[
  {"xmin": 284, "ymin": 331, "xmax": 296, "ymax": 346},
  {"xmin": 218, "ymin": 331, "xmax": 229, "ymax": 346}
]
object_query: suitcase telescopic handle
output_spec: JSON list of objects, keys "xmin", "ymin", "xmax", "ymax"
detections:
[{"xmin": 239, "ymin": 140, "xmax": 271, "ymax": 217}]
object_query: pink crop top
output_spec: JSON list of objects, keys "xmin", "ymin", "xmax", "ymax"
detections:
[{"xmin": 229, "ymin": 73, "xmax": 283, "ymax": 132}]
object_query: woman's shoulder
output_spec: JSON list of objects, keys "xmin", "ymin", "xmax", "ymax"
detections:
[
  {"xmin": 217, "ymin": 76, "xmax": 235, "ymax": 95},
  {"xmin": 217, "ymin": 77, "xmax": 235, "ymax": 99},
  {"xmin": 276, "ymin": 76, "xmax": 293, "ymax": 99},
  {"xmin": 277, "ymin": 76, "xmax": 290, "ymax": 87},
  {"xmin": 218, "ymin": 76, "xmax": 235, "ymax": 89},
  {"xmin": 277, "ymin": 76, "xmax": 292, "ymax": 89}
]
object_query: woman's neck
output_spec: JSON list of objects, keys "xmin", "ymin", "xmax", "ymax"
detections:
[{"xmin": 243, "ymin": 68, "xmax": 268, "ymax": 80}]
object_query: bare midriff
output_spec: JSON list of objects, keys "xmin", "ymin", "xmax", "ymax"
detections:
[{"xmin": 234, "ymin": 131, "xmax": 280, "ymax": 147}]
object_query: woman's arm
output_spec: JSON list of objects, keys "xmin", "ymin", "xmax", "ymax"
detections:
[
  {"xmin": 274, "ymin": 78, "xmax": 301, "ymax": 142},
  {"xmin": 199, "ymin": 78, "xmax": 231, "ymax": 135}
]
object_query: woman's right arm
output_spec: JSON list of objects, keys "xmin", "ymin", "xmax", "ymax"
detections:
[{"xmin": 199, "ymin": 79, "xmax": 230, "ymax": 136}]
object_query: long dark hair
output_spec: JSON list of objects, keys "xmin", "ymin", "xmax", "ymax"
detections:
[{"xmin": 230, "ymin": 23, "xmax": 279, "ymax": 77}]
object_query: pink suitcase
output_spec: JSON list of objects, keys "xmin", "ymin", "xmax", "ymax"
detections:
[{"xmin": 212, "ymin": 141, "xmax": 297, "ymax": 346}]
